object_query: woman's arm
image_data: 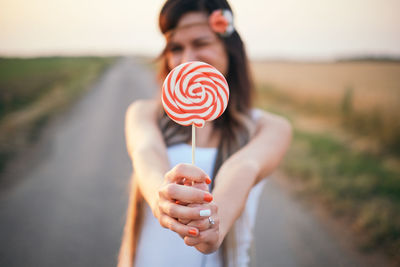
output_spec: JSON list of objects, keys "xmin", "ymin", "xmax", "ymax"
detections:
[
  {"xmin": 125, "ymin": 99, "xmax": 211, "ymax": 236},
  {"xmin": 125, "ymin": 99, "xmax": 170, "ymax": 214}
]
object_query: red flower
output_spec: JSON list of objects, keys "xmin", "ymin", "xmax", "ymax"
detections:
[{"xmin": 209, "ymin": 10, "xmax": 229, "ymax": 34}]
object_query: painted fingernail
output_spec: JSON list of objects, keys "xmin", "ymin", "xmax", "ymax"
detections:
[
  {"xmin": 206, "ymin": 177, "xmax": 212, "ymax": 184},
  {"xmin": 204, "ymin": 193, "xmax": 213, "ymax": 202},
  {"xmin": 188, "ymin": 228, "xmax": 198, "ymax": 236},
  {"xmin": 200, "ymin": 209, "xmax": 211, "ymax": 217}
]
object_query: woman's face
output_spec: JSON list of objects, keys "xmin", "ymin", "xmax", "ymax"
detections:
[{"xmin": 165, "ymin": 12, "xmax": 229, "ymax": 76}]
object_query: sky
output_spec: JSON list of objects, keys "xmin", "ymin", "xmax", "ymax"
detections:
[{"xmin": 1, "ymin": 0, "xmax": 400, "ymax": 60}]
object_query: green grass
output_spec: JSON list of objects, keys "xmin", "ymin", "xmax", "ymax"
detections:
[
  {"xmin": 0, "ymin": 57, "xmax": 115, "ymax": 119},
  {"xmin": 0, "ymin": 56, "xmax": 117, "ymax": 173}
]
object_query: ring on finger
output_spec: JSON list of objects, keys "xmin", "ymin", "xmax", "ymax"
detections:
[{"xmin": 208, "ymin": 216, "xmax": 215, "ymax": 227}]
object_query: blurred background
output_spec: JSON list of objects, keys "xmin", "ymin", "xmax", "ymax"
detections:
[{"xmin": 0, "ymin": 0, "xmax": 399, "ymax": 266}]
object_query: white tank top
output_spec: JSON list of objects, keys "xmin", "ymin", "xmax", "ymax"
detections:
[{"xmin": 135, "ymin": 110, "xmax": 267, "ymax": 267}]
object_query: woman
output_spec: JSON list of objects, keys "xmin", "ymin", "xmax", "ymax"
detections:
[{"xmin": 118, "ymin": 0, "xmax": 292, "ymax": 266}]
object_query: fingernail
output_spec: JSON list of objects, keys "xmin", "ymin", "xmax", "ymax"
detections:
[
  {"xmin": 206, "ymin": 177, "xmax": 212, "ymax": 184},
  {"xmin": 204, "ymin": 193, "xmax": 213, "ymax": 202},
  {"xmin": 200, "ymin": 209, "xmax": 211, "ymax": 217},
  {"xmin": 188, "ymin": 228, "xmax": 198, "ymax": 236}
]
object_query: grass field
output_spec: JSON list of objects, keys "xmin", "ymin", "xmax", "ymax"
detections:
[
  {"xmin": 0, "ymin": 56, "xmax": 116, "ymax": 173},
  {"xmin": 252, "ymin": 61, "xmax": 400, "ymax": 154},
  {"xmin": 253, "ymin": 60, "xmax": 400, "ymax": 263}
]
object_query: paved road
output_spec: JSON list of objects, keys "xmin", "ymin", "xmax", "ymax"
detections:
[
  {"xmin": 0, "ymin": 58, "xmax": 369, "ymax": 267},
  {"xmin": 251, "ymin": 179, "xmax": 368, "ymax": 267}
]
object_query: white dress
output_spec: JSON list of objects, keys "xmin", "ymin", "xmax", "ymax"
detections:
[{"xmin": 135, "ymin": 111, "xmax": 266, "ymax": 267}]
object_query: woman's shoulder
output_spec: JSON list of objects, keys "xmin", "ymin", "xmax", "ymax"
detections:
[
  {"xmin": 126, "ymin": 99, "xmax": 159, "ymax": 119},
  {"xmin": 127, "ymin": 98, "xmax": 158, "ymax": 112},
  {"xmin": 251, "ymin": 108, "xmax": 292, "ymax": 136}
]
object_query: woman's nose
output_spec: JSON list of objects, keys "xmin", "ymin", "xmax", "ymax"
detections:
[{"xmin": 181, "ymin": 48, "xmax": 198, "ymax": 63}]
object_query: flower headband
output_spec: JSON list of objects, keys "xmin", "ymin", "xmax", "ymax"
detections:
[
  {"xmin": 164, "ymin": 9, "xmax": 235, "ymax": 39},
  {"xmin": 209, "ymin": 9, "xmax": 234, "ymax": 37}
]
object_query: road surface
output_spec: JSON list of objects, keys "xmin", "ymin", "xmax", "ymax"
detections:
[{"xmin": 0, "ymin": 58, "xmax": 372, "ymax": 267}]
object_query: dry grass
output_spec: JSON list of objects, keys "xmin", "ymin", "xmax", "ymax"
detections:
[
  {"xmin": 251, "ymin": 61, "xmax": 400, "ymax": 153},
  {"xmin": 251, "ymin": 61, "xmax": 400, "ymax": 109}
]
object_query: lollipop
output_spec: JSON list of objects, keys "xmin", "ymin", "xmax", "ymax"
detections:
[
  {"xmin": 162, "ymin": 61, "xmax": 229, "ymax": 164},
  {"xmin": 162, "ymin": 61, "xmax": 229, "ymax": 128}
]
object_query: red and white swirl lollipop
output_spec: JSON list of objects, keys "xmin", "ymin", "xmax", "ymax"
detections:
[{"xmin": 162, "ymin": 61, "xmax": 229, "ymax": 128}]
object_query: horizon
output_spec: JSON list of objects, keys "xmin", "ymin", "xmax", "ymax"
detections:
[
  {"xmin": 2, "ymin": 53, "xmax": 400, "ymax": 63},
  {"xmin": 1, "ymin": 0, "xmax": 399, "ymax": 60}
]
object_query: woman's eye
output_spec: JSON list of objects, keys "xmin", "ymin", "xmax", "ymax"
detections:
[
  {"xmin": 194, "ymin": 42, "xmax": 209, "ymax": 48},
  {"xmin": 169, "ymin": 46, "xmax": 182, "ymax": 52}
]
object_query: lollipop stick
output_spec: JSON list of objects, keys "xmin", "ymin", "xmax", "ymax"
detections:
[{"xmin": 192, "ymin": 124, "xmax": 196, "ymax": 165}]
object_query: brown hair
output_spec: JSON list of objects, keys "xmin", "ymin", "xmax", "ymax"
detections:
[{"xmin": 118, "ymin": 0, "xmax": 255, "ymax": 266}]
